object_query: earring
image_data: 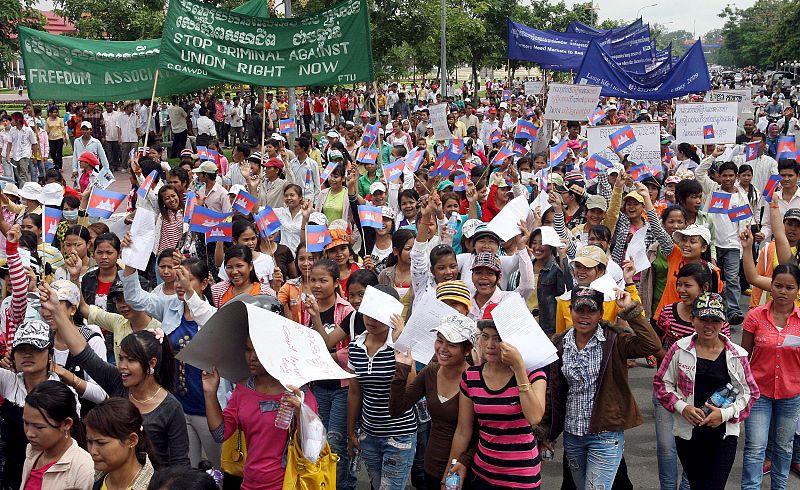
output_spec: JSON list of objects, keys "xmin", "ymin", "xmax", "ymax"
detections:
[{"xmin": 148, "ymin": 367, "xmax": 154, "ymax": 375}]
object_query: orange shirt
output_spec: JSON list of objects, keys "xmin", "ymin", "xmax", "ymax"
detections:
[{"xmin": 654, "ymin": 247, "xmax": 721, "ymax": 320}]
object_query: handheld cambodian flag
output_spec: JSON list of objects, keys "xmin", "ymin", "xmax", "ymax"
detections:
[
  {"xmin": 629, "ymin": 163, "xmax": 653, "ymax": 182},
  {"xmin": 205, "ymin": 221, "xmax": 232, "ymax": 243},
  {"xmin": 321, "ymin": 160, "xmax": 339, "ymax": 182},
  {"xmin": 515, "ymin": 119, "xmax": 539, "ymax": 141},
  {"xmin": 609, "ymin": 125, "xmax": 637, "ymax": 153},
  {"xmin": 728, "ymin": 204, "xmax": 753, "ymax": 222},
  {"xmin": 513, "ymin": 141, "xmax": 528, "ymax": 157},
  {"xmin": 763, "ymin": 174, "xmax": 782, "ymax": 202},
  {"xmin": 431, "ymin": 152, "xmax": 456, "ymax": 177},
  {"xmin": 453, "ymin": 172, "xmax": 468, "ymax": 191},
  {"xmin": 306, "ymin": 224, "xmax": 332, "ymax": 253},
  {"xmin": 136, "ymin": 170, "xmax": 158, "ymax": 200},
  {"xmin": 358, "ymin": 205, "xmax": 384, "ymax": 229},
  {"xmin": 254, "ymin": 206, "xmax": 281, "ymax": 238},
  {"xmin": 404, "ymin": 148, "xmax": 425, "ymax": 172},
  {"xmin": 491, "ymin": 147, "xmax": 515, "ymax": 167},
  {"xmin": 525, "ymin": 107, "xmax": 535, "ymax": 117},
  {"xmin": 184, "ymin": 191, "xmax": 197, "ymax": 224},
  {"xmin": 42, "ymin": 207, "xmax": 62, "ymax": 245},
  {"xmin": 489, "ymin": 127, "xmax": 503, "ymax": 145},
  {"xmin": 87, "ymin": 188, "xmax": 126, "ymax": 219},
  {"xmin": 583, "ymin": 154, "xmax": 613, "ymax": 179},
  {"xmin": 448, "ymin": 139, "xmax": 464, "ymax": 159},
  {"xmin": 777, "ymin": 135, "xmax": 796, "ymax": 160},
  {"xmin": 196, "ymin": 146, "xmax": 210, "ymax": 160},
  {"xmin": 664, "ymin": 146, "xmax": 675, "ymax": 164},
  {"xmin": 279, "ymin": 118, "xmax": 296, "ymax": 134},
  {"xmin": 356, "ymin": 147, "xmax": 379, "ymax": 164},
  {"xmin": 549, "ymin": 139, "xmax": 568, "ymax": 167},
  {"xmin": 708, "ymin": 191, "xmax": 732, "ymax": 213},
  {"xmin": 383, "ymin": 158, "xmax": 405, "ymax": 183},
  {"xmin": 502, "ymin": 89, "xmax": 513, "ymax": 100},
  {"xmin": 744, "ymin": 141, "xmax": 758, "ymax": 162},
  {"xmin": 232, "ymin": 189, "xmax": 258, "ymax": 215},
  {"xmin": 362, "ymin": 123, "xmax": 380, "ymax": 148},
  {"xmin": 587, "ymin": 107, "xmax": 606, "ymax": 126},
  {"xmin": 703, "ymin": 125, "xmax": 715, "ymax": 140},
  {"xmin": 189, "ymin": 206, "xmax": 233, "ymax": 233},
  {"xmin": 577, "ymin": 139, "xmax": 589, "ymax": 153}
]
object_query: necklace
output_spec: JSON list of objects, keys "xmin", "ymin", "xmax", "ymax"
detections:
[{"xmin": 130, "ymin": 387, "xmax": 162, "ymax": 404}]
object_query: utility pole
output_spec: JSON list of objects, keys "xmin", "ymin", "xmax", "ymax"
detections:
[
  {"xmin": 440, "ymin": 0, "xmax": 447, "ymax": 99},
  {"xmin": 286, "ymin": 0, "xmax": 296, "ymax": 146}
]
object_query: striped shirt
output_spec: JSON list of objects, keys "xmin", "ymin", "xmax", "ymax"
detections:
[
  {"xmin": 657, "ymin": 302, "xmax": 731, "ymax": 350},
  {"xmin": 157, "ymin": 210, "xmax": 183, "ymax": 254},
  {"xmin": 348, "ymin": 333, "xmax": 416, "ymax": 437},
  {"xmin": 460, "ymin": 366, "xmax": 546, "ymax": 488}
]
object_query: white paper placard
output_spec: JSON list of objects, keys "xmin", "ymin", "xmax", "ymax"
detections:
[
  {"xmin": 524, "ymin": 81, "xmax": 544, "ymax": 95},
  {"xmin": 491, "ymin": 293, "xmax": 558, "ymax": 371},
  {"xmin": 429, "ymin": 103, "xmax": 454, "ymax": 140},
  {"xmin": 544, "ymin": 83, "xmax": 602, "ymax": 121},
  {"xmin": 394, "ymin": 294, "xmax": 458, "ymax": 364},
  {"xmin": 91, "ymin": 166, "xmax": 116, "ymax": 190},
  {"xmin": 624, "ymin": 226, "xmax": 650, "ymax": 274},
  {"xmin": 704, "ymin": 89, "xmax": 754, "ymax": 118},
  {"xmin": 586, "ymin": 122, "xmax": 661, "ymax": 169},
  {"xmin": 121, "ymin": 207, "xmax": 155, "ymax": 271},
  {"xmin": 675, "ymin": 102, "xmax": 739, "ymax": 144},
  {"xmin": 358, "ymin": 285, "xmax": 404, "ymax": 327},
  {"xmin": 486, "ymin": 195, "xmax": 531, "ymax": 242}
]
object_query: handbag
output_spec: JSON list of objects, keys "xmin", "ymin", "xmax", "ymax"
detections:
[
  {"xmin": 220, "ymin": 429, "xmax": 246, "ymax": 477},
  {"xmin": 282, "ymin": 430, "xmax": 338, "ymax": 489}
]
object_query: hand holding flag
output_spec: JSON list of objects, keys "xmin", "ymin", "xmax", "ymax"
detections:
[
  {"xmin": 232, "ymin": 189, "xmax": 258, "ymax": 215},
  {"xmin": 254, "ymin": 206, "xmax": 281, "ymax": 237},
  {"xmin": 491, "ymin": 147, "xmax": 514, "ymax": 167},
  {"xmin": 763, "ymin": 174, "xmax": 782, "ymax": 202},
  {"xmin": 358, "ymin": 205, "xmax": 383, "ymax": 229},
  {"xmin": 136, "ymin": 170, "xmax": 159, "ymax": 200},
  {"xmin": 708, "ymin": 191, "xmax": 732, "ymax": 213}
]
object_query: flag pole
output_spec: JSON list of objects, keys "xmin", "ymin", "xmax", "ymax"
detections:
[
  {"xmin": 260, "ymin": 91, "xmax": 267, "ymax": 166},
  {"xmin": 142, "ymin": 69, "xmax": 160, "ymax": 152}
]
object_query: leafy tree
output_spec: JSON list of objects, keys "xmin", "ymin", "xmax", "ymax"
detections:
[
  {"xmin": 716, "ymin": 0, "xmax": 784, "ymax": 68},
  {"xmin": 1, "ymin": 0, "xmax": 44, "ymax": 82}
]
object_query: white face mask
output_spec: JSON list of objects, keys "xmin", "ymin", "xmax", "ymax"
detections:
[{"xmin": 63, "ymin": 210, "xmax": 79, "ymax": 221}]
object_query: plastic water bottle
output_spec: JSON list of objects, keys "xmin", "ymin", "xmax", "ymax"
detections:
[
  {"xmin": 274, "ymin": 391, "xmax": 294, "ymax": 429},
  {"xmin": 701, "ymin": 383, "xmax": 739, "ymax": 416},
  {"xmin": 444, "ymin": 459, "xmax": 461, "ymax": 490},
  {"xmin": 441, "ymin": 211, "xmax": 459, "ymax": 246},
  {"xmin": 349, "ymin": 448, "xmax": 362, "ymax": 477}
]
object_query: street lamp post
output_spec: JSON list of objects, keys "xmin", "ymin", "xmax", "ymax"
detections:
[
  {"xmin": 636, "ymin": 3, "xmax": 658, "ymax": 19},
  {"xmin": 440, "ymin": 0, "xmax": 447, "ymax": 99}
]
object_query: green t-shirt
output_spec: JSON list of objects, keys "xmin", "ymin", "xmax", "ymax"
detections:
[{"xmin": 323, "ymin": 188, "xmax": 346, "ymax": 224}]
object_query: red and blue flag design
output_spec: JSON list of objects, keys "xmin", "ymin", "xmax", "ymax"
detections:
[
  {"xmin": 321, "ymin": 160, "xmax": 339, "ymax": 182},
  {"xmin": 383, "ymin": 158, "xmax": 405, "ymax": 183},
  {"xmin": 515, "ymin": 119, "xmax": 539, "ymax": 141},
  {"xmin": 184, "ymin": 191, "xmax": 197, "ymax": 224},
  {"xmin": 356, "ymin": 147, "xmax": 379, "ymax": 164},
  {"xmin": 87, "ymin": 188, "xmax": 126, "ymax": 219},
  {"xmin": 583, "ymin": 154, "xmax": 613, "ymax": 179},
  {"xmin": 744, "ymin": 141, "xmax": 758, "ymax": 162},
  {"xmin": 232, "ymin": 189, "xmax": 258, "ymax": 215},
  {"xmin": 197, "ymin": 146, "xmax": 210, "ymax": 160},
  {"xmin": 513, "ymin": 141, "xmax": 528, "ymax": 156},
  {"xmin": 703, "ymin": 124, "xmax": 715, "ymax": 140},
  {"xmin": 404, "ymin": 148, "xmax": 425, "ymax": 172},
  {"xmin": 502, "ymin": 90, "xmax": 513, "ymax": 100},
  {"xmin": 629, "ymin": 163, "xmax": 653, "ymax": 182},
  {"xmin": 664, "ymin": 146, "xmax": 674, "ymax": 164},
  {"xmin": 777, "ymin": 135, "xmax": 796, "ymax": 160},
  {"xmin": 728, "ymin": 204, "xmax": 753, "ymax": 222},
  {"xmin": 254, "ymin": 206, "xmax": 281, "ymax": 238},
  {"xmin": 587, "ymin": 107, "xmax": 606, "ymax": 126},
  {"xmin": 361, "ymin": 123, "xmax": 380, "ymax": 148},
  {"xmin": 708, "ymin": 191, "xmax": 732, "ymax": 213},
  {"xmin": 549, "ymin": 139, "xmax": 568, "ymax": 167},
  {"xmin": 306, "ymin": 224, "xmax": 332, "ymax": 252},
  {"xmin": 609, "ymin": 125, "xmax": 637, "ymax": 153},
  {"xmin": 189, "ymin": 206, "xmax": 233, "ymax": 233},
  {"xmin": 205, "ymin": 221, "xmax": 232, "ymax": 243},
  {"xmin": 453, "ymin": 172, "xmax": 468, "ymax": 191},
  {"xmin": 489, "ymin": 127, "xmax": 503, "ymax": 145},
  {"xmin": 491, "ymin": 147, "xmax": 514, "ymax": 167},
  {"xmin": 358, "ymin": 205, "xmax": 383, "ymax": 229},
  {"xmin": 763, "ymin": 174, "xmax": 782, "ymax": 202},
  {"xmin": 279, "ymin": 118, "xmax": 296, "ymax": 134},
  {"xmin": 136, "ymin": 170, "xmax": 159, "ymax": 200},
  {"xmin": 43, "ymin": 206, "xmax": 62, "ymax": 245}
]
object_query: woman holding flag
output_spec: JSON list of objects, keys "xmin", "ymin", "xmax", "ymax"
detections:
[{"xmin": 316, "ymin": 155, "xmax": 351, "ymax": 224}]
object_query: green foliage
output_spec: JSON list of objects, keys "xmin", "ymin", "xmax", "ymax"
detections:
[
  {"xmin": 716, "ymin": 0, "xmax": 793, "ymax": 68},
  {"xmin": 55, "ymin": 0, "xmax": 165, "ymax": 39},
  {"xmin": 1, "ymin": 0, "xmax": 44, "ymax": 81}
]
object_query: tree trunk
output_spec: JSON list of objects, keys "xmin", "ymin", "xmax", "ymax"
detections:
[{"xmin": 471, "ymin": 63, "xmax": 479, "ymax": 101}]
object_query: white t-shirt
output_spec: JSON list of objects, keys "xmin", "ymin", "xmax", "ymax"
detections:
[{"xmin": 218, "ymin": 252, "xmax": 275, "ymax": 284}]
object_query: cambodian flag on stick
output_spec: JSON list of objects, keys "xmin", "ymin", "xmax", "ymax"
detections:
[
  {"xmin": 453, "ymin": 172, "xmax": 468, "ymax": 191},
  {"xmin": 254, "ymin": 206, "xmax": 281, "ymax": 238},
  {"xmin": 136, "ymin": 170, "xmax": 158, "ymax": 200},
  {"xmin": 583, "ymin": 154, "xmax": 613, "ymax": 179},
  {"xmin": 42, "ymin": 207, "xmax": 62, "ymax": 245},
  {"xmin": 515, "ymin": 119, "xmax": 539, "ymax": 141},
  {"xmin": 609, "ymin": 125, "xmax": 637, "ymax": 153},
  {"xmin": 205, "ymin": 221, "xmax": 232, "ymax": 243},
  {"xmin": 703, "ymin": 125, "xmax": 715, "ymax": 140},
  {"xmin": 184, "ymin": 191, "xmax": 197, "ymax": 224},
  {"xmin": 629, "ymin": 163, "xmax": 653, "ymax": 182},
  {"xmin": 87, "ymin": 188, "xmax": 126, "ymax": 219},
  {"xmin": 404, "ymin": 148, "xmax": 425, "ymax": 172},
  {"xmin": 777, "ymin": 135, "xmax": 796, "ymax": 160},
  {"xmin": 491, "ymin": 147, "xmax": 514, "ymax": 167},
  {"xmin": 189, "ymin": 206, "xmax": 233, "ymax": 233},
  {"xmin": 358, "ymin": 205, "xmax": 383, "ymax": 229},
  {"xmin": 744, "ymin": 141, "xmax": 758, "ymax": 162},
  {"xmin": 763, "ymin": 174, "xmax": 782, "ymax": 202},
  {"xmin": 513, "ymin": 141, "xmax": 528, "ymax": 157},
  {"xmin": 279, "ymin": 118, "xmax": 296, "ymax": 134},
  {"xmin": 708, "ymin": 191, "xmax": 732, "ymax": 213},
  {"xmin": 728, "ymin": 204, "xmax": 753, "ymax": 222},
  {"xmin": 196, "ymin": 146, "xmax": 210, "ymax": 160},
  {"xmin": 431, "ymin": 152, "xmax": 456, "ymax": 177},
  {"xmin": 320, "ymin": 160, "xmax": 339, "ymax": 182},
  {"xmin": 232, "ymin": 189, "xmax": 258, "ymax": 215},
  {"xmin": 383, "ymin": 158, "xmax": 405, "ymax": 183},
  {"xmin": 361, "ymin": 123, "xmax": 380, "ymax": 148},
  {"xmin": 502, "ymin": 90, "xmax": 513, "ymax": 100},
  {"xmin": 306, "ymin": 224, "xmax": 332, "ymax": 253},
  {"xmin": 356, "ymin": 147, "xmax": 378, "ymax": 164},
  {"xmin": 587, "ymin": 107, "xmax": 606, "ymax": 126},
  {"xmin": 489, "ymin": 128, "xmax": 503, "ymax": 145},
  {"xmin": 549, "ymin": 139, "xmax": 568, "ymax": 167}
]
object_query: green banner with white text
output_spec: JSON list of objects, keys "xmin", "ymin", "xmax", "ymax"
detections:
[{"xmin": 159, "ymin": 0, "xmax": 374, "ymax": 87}]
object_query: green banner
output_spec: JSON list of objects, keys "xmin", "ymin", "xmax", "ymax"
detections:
[
  {"xmin": 17, "ymin": 0, "xmax": 268, "ymax": 101},
  {"xmin": 159, "ymin": 0, "xmax": 374, "ymax": 87}
]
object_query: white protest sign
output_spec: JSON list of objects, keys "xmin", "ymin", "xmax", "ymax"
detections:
[
  {"xmin": 675, "ymin": 102, "xmax": 739, "ymax": 144},
  {"xmin": 395, "ymin": 294, "xmax": 458, "ymax": 364},
  {"xmin": 530, "ymin": 190, "xmax": 551, "ymax": 214},
  {"xmin": 704, "ymin": 89, "xmax": 754, "ymax": 118},
  {"xmin": 121, "ymin": 207, "xmax": 155, "ymax": 271},
  {"xmin": 524, "ymin": 81, "xmax": 544, "ymax": 96},
  {"xmin": 491, "ymin": 294, "xmax": 558, "ymax": 371},
  {"xmin": 177, "ymin": 301, "xmax": 355, "ymax": 387},
  {"xmin": 429, "ymin": 103, "xmax": 454, "ymax": 140},
  {"xmin": 587, "ymin": 122, "xmax": 661, "ymax": 169},
  {"xmin": 589, "ymin": 274, "xmax": 619, "ymax": 302},
  {"xmin": 91, "ymin": 166, "xmax": 116, "ymax": 190},
  {"xmin": 544, "ymin": 83, "xmax": 602, "ymax": 121},
  {"xmin": 487, "ymin": 195, "xmax": 530, "ymax": 242},
  {"xmin": 624, "ymin": 227, "xmax": 650, "ymax": 274},
  {"xmin": 359, "ymin": 286, "xmax": 404, "ymax": 327}
]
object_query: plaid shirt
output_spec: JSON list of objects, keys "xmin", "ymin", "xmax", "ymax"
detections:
[{"xmin": 562, "ymin": 327, "xmax": 605, "ymax": 436}]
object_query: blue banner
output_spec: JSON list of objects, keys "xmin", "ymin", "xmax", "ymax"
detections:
[
  {"xmin": 574, "ymin": 39, "xmax": 711, "ymax": 100},
  {"xmin": 566, "ymin": 19, "xmax": 643, "ymax": 40}
]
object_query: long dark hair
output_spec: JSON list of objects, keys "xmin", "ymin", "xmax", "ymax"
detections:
[
  {"xmin": 311, "ymin": 259, "xmax": 341, "ymax": 295},
  {"xmin": 84, "ymin": 398, "xmax": 160, "ymax": 469},
  {"xmin": 384, "ymin": 229, "xmax": 415, "ymax": 268},
  {"xmin": 677, "ymin": 142, "xmax": 700, "ymax": 164},
  {"xmin": 773, "ymin": 264, "xmax": 800, "ymax": 285},
  {"xmin": 182, "ymin": 256, "xmax": 214, "ymax": 304},
  {"xmin": 119, "ymin": 330, "xmax": 176, "ymax": 392},
  {"xmin": 26, "ymin": 380, "xmax": 86, "ymax": 448},
  {"xmin": 224, "ymin": 244, "xmax": 258, "ymax": 284},
  {"xmin": 156, "ymin": 184, "xmax": 183, "ymax": 220}
]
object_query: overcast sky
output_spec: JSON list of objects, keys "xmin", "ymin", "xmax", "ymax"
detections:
[{"xmin": 563, "ymin": 0, "xmax": 757, "ymax": 35}]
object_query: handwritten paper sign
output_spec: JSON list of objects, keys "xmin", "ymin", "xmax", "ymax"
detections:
[
  {"xmin": 121, "ymin": 207, "xmax": 155, "ymax": 271},
  {"xmin": 395, "ymin": 294, "xmax": 459, "ymax": 364},
  {"xmin": 358, "ymin": 285, "xmax": 404, "ymax": 327},
  {"xmin": 675, "ymin": 102, "xmax": 739, "ymax": 144},
  {"xmin": 491, "ymin": 293, "xmax": 558, "ymax": 371},
  {"xmin": 429, "ymin": 103, "xmax": 454, "ymax": 140},
  {"xmin": 587, "ymin": 122, "xmax": 661, "ymax": 169},
  {"xmin": 544, "ymin": 83, "xmax": 602, "ymax": 121},
  {"xmin": 524, "ymin": 81, "xmax": 544, "ymax": 96}
]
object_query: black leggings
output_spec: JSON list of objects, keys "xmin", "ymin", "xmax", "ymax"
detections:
[{"xmin": 676, "ymin": 431, "xmax": 737, "ymax": 490}]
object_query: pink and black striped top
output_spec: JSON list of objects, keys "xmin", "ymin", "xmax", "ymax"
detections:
[{"xmin": 460, "ymin": 365, "xmax": 546, "ymax": 488}]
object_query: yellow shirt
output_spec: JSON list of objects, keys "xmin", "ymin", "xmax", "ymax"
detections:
[
  {"xmin": 88, "ymin": 305, "xmax": 160, "ymax": 362},
  {"xmin": 555, "ymin": 284, "xmax": 642, "ymax": 334},
  {"xmin": 323, "ymin": 188, "xmax": 346, "ymax": 224}
]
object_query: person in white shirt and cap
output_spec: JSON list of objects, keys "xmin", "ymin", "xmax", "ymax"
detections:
[
  {"xmin": 71, "ymin": 121, "xmax": 109, "ymax": 181},
  {"xmin": 18, "ymin": 181, "xmax": 43, "ymax": 215}
]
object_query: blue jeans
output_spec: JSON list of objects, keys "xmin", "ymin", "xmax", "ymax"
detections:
[
  {"xmin": 742, "ymin": 394, "xmax": 800, "ymax": 490},
  {"xmin": 563, "ymin": 431, "xmax": 625, "ymax": 490},
  {"xmin": 360, "ymin": 432, "xmax": 417, "ymax": 490},
  {"xmin": 314, "ymin": 112, "xmax": 325, "ymax": 132},
  {"xmin": 652, "ymin": 394, "xmax": 691, "ymax": 490},
  {"xmin": 311, "ymin": 384, "xmax": 354, "ymax": 490},
  {"xmin": 716, "ymin": 247, "xmax": 743, "ymax": 319}
]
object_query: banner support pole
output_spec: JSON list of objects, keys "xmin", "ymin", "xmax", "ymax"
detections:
[
  {"xmin": 260, "ymin": 93, "xmax": 268, "ymax": 165},
  {"xmin": 142, "ymin": 68, "xmax": 160, "ymax": 152},
  {"xmin": 286, "ymin": 0, "xmax": 297, "ymax": 147}
]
